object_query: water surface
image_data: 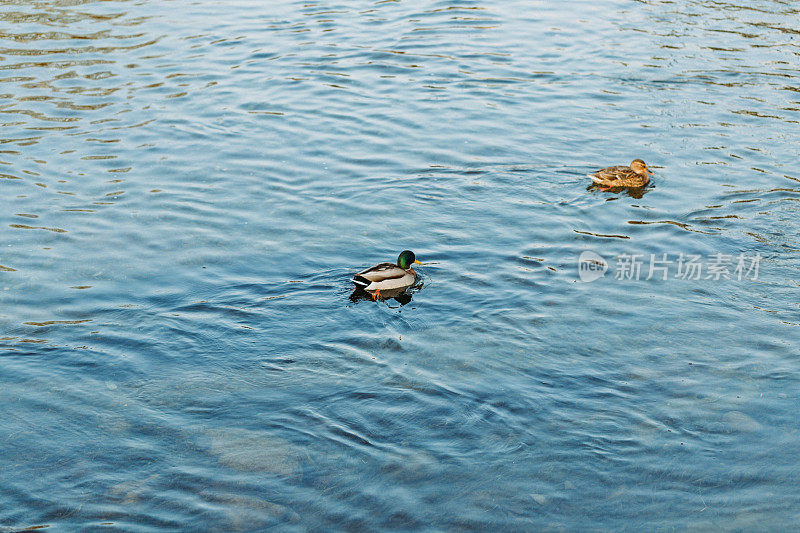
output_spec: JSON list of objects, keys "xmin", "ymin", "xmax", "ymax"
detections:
[{"xmin": 1, "ymin": 0, "xmax": 799, "ymax": 530}]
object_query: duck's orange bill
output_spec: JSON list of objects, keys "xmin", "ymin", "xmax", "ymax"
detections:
[{"xmin": 414, "ymin": 259, "xmax": 422, "ymax": 264}]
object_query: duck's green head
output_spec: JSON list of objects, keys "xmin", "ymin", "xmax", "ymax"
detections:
[{"xmin": 397, "ymin": 250, "xmax": 421, "ymax": 270}]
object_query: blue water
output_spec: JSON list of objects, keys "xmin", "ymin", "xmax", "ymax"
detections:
[{"xmin": 1, "ymin": 0, "xmax": 799, "ymax": 530}]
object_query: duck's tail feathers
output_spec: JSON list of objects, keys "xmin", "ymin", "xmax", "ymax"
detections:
[
  {"xmin": 588, "ymin": 174, "xmax": 606, "ymax": 184},
  {"xmin": 352, "ymin": 275, "xmax": 370, "ymax": 288}
]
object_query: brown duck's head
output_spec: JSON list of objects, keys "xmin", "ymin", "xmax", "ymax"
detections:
[{"xmin": 631, "ymin": 159, "xmax": 653, "ymax": 175}]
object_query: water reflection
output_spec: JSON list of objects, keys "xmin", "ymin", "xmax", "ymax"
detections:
[
  {"xmin": 349, "ymin": 285, "xmax": 417, "ymax": 306},
  {"xmin": 586, "ymin": 182, "xmax": 652, "ymax": 199}
]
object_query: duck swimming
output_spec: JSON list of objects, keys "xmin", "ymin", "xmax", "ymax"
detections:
[
  {"xmin": 589, "ymin": 159, "xmax": 653, "ymax": 190},
  {"xmin": 352, "ymin": 250, "xmax": 421, "ymax": 300}
]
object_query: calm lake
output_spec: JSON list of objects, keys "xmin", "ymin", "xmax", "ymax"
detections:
[{"xmin": 1, "ymin": 0, "xmax": 799, "ymax": 530}]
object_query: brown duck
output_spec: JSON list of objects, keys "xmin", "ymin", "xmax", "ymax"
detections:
[{"xmin": 589, "ymin": 159, "xmax": 653, "ymax": 189}]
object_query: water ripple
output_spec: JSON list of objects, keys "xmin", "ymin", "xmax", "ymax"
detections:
[{"xmin": 1, "ymin": 0, "xmax": 799, "ymax": 530}]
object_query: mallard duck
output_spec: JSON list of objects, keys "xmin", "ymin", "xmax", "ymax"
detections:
[
  {"xmin": 353, "ymin": 250, "xmax": 421, "ymax": 300},
  {"xmin": 589, "ymin": 159, "xmax": 653, "ymax": 189}
]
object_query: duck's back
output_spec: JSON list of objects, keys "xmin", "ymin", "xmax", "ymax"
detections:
[
  {"xmin": 594, "ymin": 165, "xmax": 634, "ymax": 179},
  {"xmin": 357, "ymin": 262, "xmax": 400, "ymax": 281}
]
